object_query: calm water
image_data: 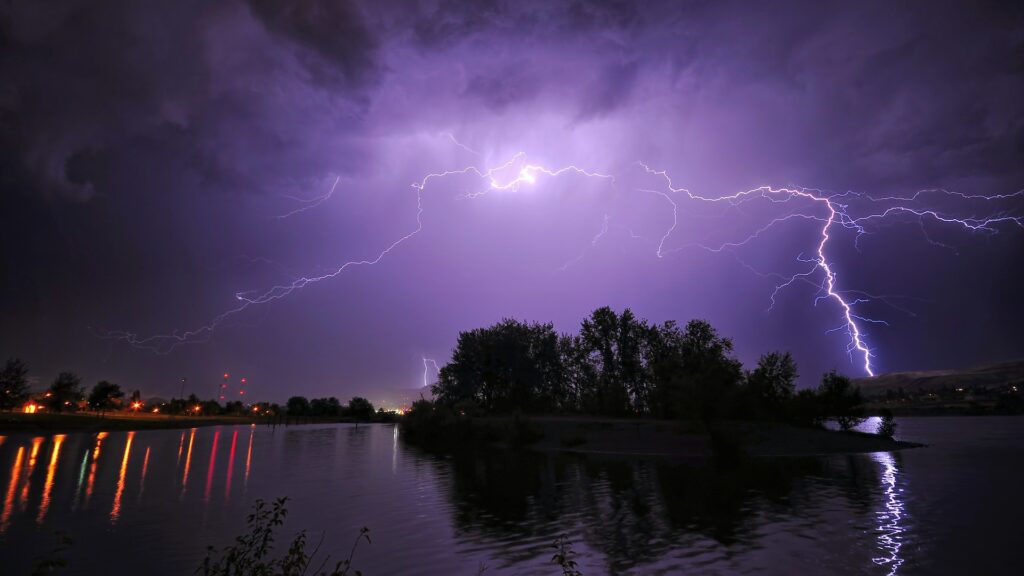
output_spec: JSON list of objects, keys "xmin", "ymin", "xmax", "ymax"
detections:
[{"xmin": 0, "ymin": 417, "xmax": 1021, "ymax": 575}]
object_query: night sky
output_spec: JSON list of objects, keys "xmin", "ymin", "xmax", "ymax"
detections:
[{"xmin": 2, "ymin": 1, "xmax": 1023, "ymax": 401}]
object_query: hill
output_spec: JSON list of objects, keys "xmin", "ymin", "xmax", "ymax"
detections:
[{"xmin": 855, "ymin": 360, "xmax": 1024, "ymax": 395}]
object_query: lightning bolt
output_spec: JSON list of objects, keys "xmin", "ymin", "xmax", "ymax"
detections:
[
  {"xmin": 277, "ymin": 175, "xmax": 341, "ymax": 220},
  {"xmin": 422, "ymin": 357, "xmax": 441, "ymax": 388},
  {"xmin": 100, "ymin": 143, "xmax": 1024, "ymax": 378}
]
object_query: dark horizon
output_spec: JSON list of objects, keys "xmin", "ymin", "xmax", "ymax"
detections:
[{"xmin": 2, "ymin": 1, "xmax": 1023, "ymax": 400}]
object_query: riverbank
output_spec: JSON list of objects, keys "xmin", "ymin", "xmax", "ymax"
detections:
[
  {"xmin": 0, "ymin": 411, "xmax": 256, "ymax": 433},
  {"xmin": 727, "ymin": 420, "xmax": 923, "ymax": 457},
  {"xmin": 402, "ymin": 414, "xmax": 923, "ymax": 459},
  {"xmin": 0, "ymin": 411, "xmax": 394, "ymax": 433}
]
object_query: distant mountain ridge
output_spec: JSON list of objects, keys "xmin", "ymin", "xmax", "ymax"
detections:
[{"xmin": 855, "ymin": 360, "xmax": 1024, "ymax": 394}]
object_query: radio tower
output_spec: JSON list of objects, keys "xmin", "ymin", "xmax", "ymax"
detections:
[
  {"xmin": 238, "ymin": 376, "xmax": 247, "ymax": 399},
  {"xmin": 219, "ymin": 372, "xmax": 229, "ymax": 402}
]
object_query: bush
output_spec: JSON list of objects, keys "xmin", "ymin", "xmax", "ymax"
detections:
[
  {"xmin": 199, "ymin": 497, "xmax": 369, "ymax": 576},
  {"xmin": 876, "ymin": 409, "xmax": 897, "ymax": 438}
]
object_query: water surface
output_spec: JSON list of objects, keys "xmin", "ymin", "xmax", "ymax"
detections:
[{"xmin": 0, "ymin": 417, "xmax": 1021, "ymax": 575}]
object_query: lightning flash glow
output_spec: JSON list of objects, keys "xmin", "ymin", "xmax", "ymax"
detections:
[{"xmin": 104, "ymin": 139, "xmax": 1024, "ymax": 377}]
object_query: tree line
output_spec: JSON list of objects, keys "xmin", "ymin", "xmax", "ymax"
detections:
[
  {"xmin": 0, "ymin": 358, "xmax": 385, "ymax": 421},
  {"xmin": 428, "ymin": 307, "xmax": 865, "ymax": 429},
  {"xmin": 284, "ymin": 395, "xmax": 378, "ymax": 420}
]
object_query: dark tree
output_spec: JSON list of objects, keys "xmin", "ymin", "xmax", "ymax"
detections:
[
  {"xmin": 649, "ymin": 320, "xmax": 743, "ymax": 423},
  {"xmin": 575, "ymin": 307, "xmax": 652, "ymax": 415},
  {"xmin": 0, "ymin": 357, "xmax": 30, "ymax": 410},
  {"xmin": 877, "ymin": 408, "xmax": 897, "ymax": 438},
  {"xmin": 578, "ymin": 307, "xmax": 629, "ymax": 415},
  {"xmin": 432, "ymin": 319, "xmax": 564, "ymax": 413},
  {"xmin": 46, "ymin": 372, "xmax": 84, "ymax": 412},
  {"xmin": 559, "ymin": 333, "xmax": 594, "ymax": 412},
  {"xmin": 87, "ymin": 381, "xmax": 124, "ymax": 414},
  {"xmin": 346, "ymin": 397, "xmax": 375, "ymax": 420},
  {"xmin": 310, "ymin": 397, "xmax": 342, "ymax": 417},
  {"xmin": 790, "ymin": 388, "xmax": 825, "ymax": 427},
  {"xmin": 646, "ymin": 320, "xmax": 686, "ymax": 418},
  {"xmin": 201, "ymin": 399, "xmax": 223, "ymax": 415},
  {"xmin": 818, "ymin": 370, "xmax": 865, "ymax": 431},
  {"xmin": 743, "ymin": 351, "xmax": 798, "ymax": 419},
  {"xmin": 286, "ymin": 396, "xmax": 310, "ymax": 416}
]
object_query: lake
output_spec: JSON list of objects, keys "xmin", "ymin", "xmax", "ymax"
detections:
[{"xmin": 0, "ymin": 416, "xmax": 1021, "ymax": 575}]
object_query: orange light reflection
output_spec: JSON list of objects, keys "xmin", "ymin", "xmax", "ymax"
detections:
[
  {"xmin": 36, "ymin": 435, "xmax": 65, "ymax": 524},
  {"xmin": 0, "ymin": 446, "xmax": 25, "ymax": 533},
  {"xmin": 110, "ymin": 432, "xmax": 134, "ymax": 522},
  {"xmin": 19, "ymin": 437, "xmax": 44, "ymax": 509},
  {"xmin": 84, "ymin": 432, "xmax": 108, "ymax": 507},
  {"xmin": 180, "ymin": 428, "xmax": 196, "ymax": 497}
]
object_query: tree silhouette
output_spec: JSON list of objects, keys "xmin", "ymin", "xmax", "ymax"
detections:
[
  {"xmin": 346, "ymin": 397, "xmax": 375, "ymax": 420},
  {"xmin": 286, "ymin": 396, "xmax": 310, "ymax": 416},
  {"xmin": 877, "ymin": 408, "xmax": 897, "ymax": 437},
  {"xmin": 0, "ymin": 358, "xmax": 30, "ymax": 410},
  {"xmin": 818, "ymin": 370, "xmax": 865, "ymax": 430},
  {"xmin": 576, "ymin": 307, "xmax": 652, "ymax": 415},
  {"xmin": 46, "ymin": 372, "xmax": 84, "ymax": 412},
  {"xmin": 310, "ymin": 397, "xmax": 342, "ymax": 417},
  {"xmin": 743, "ymin": 351, "xmax": 798, "ymax": 419},
  {"xmin": 433, "ymin": 319, "xmax": 564, "ymax": 413},
  {"xmin": 649, "ymin": 320, "xmax": 743, "ymax": 423},
  {"xmin": 87, "ymin": 381, "xmax": 124, "ymax": 414},
  {"xmin": 421, "ymin": 307, "xmax": 843, "ymax": 427}
]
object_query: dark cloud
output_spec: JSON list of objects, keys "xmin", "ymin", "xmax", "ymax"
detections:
[
  {"xmin": 411, "ymin": 0, "xmax": 505, "ymax": 47},
  {"xmin": 463, "ymin": 65, "xmax": 541, "ymax": 112},
  {"xmin": 574, "ymin": 60, "xmax": 639, "ymax": 121},
  {"xmin": 247, "ymin": 0, "xmax": 380, "ymax": 87},
  {"xmin": 0, "ymin": 0, "xmax": 1022, "ymax": 399}
]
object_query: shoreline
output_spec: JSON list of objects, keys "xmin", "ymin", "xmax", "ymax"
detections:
[
  {"xmin": 403, "ymin": 414, "xmax": 925, "ymax": 460},
  {"xmin": 0, "ymin": 411, "xmax": 257, "ymax": 434},
  {"xmin": 0, "ymin": 412, "xmax": 927, "ymax": 459},
  {"xmin": 0, "ymin": 411, "xmax": 387, "ymax": 434}
]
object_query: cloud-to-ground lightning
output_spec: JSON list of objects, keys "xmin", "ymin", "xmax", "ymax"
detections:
[
  {"xmin": 635, "ymin": 164, "xmax": 1022, "ymax": 375},
  {"xmin": 422, "ymin": 357, "xmax": 441, "ymax": 388},
  {"xmin": 103, "ymin": 142, "xmax": 1023, "ymax": 377}
]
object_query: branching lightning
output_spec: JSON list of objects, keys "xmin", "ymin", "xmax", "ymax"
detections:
[
  {"xmin": 101, "ymin": 141, "xmax": 1024, "ymax": 378},
  {"xmin": 277, "ymin": 176, "xmax": 341, "ymax": 220}
]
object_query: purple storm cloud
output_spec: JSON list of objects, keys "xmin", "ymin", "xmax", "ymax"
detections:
[{"xmin": 1, "ymin": 1, "xmax": 1022, "ymax": 399}]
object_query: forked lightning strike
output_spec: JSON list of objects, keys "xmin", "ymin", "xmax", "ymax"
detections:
[{"xmin": 103, "ymin": 141, "xmax": 1024, "ymax": 377}]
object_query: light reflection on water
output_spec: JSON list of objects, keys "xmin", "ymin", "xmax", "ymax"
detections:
[
  {"xmin": 36, "ymin": 434, "xmax": 64, "ymax": 524},
  {"xmin": 872, "ymin": 451, "xmax": 906, "ymax": 575},
  {"xmin": 0, "ymin": 418, "xmax": 1020, "ymax": 575},
  {"xmin": 110, "ymin": 431, "xmax": 134, "ymax": 523}
]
